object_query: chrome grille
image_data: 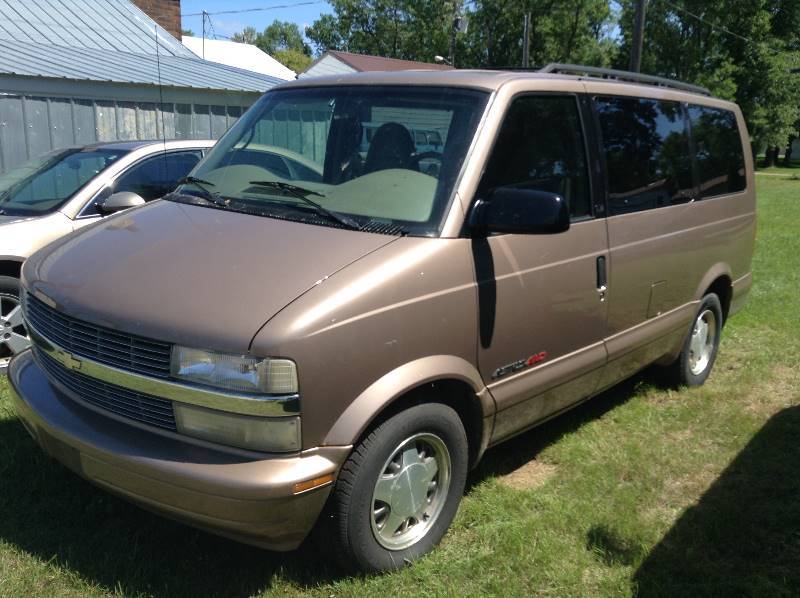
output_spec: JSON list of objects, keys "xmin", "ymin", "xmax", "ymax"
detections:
[
  {"xmin": 25, "ymin": 293, "xmax": 172, "ymax": 379},
  {"xmin": 34, "ymin": 347, "xmax": 177, "ymax": 431}
]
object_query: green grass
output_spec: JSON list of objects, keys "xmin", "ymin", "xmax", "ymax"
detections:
[{"xmin": 1, "ymin": 176, "xmax": 799, "ymax": 597}]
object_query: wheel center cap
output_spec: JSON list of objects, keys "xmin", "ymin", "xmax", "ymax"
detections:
[{"xmin": 392, "ymin": 463, "xmax": 429, "ymax": 519}]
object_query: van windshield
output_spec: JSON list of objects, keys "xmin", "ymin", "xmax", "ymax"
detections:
[
  {"xmin": 180, "ymin": 86, "xmax": 489, "ymax": 236},
  {"xmin": 0, "ymin": 148, "xmax": 128, "ymax": 216}
]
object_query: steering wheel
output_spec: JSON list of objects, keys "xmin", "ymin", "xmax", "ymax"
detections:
[{"xmin": 411, "ymin": 151, "xmax": 444, "ymax": 177}]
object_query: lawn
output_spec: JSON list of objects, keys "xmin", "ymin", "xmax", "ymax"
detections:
[{"xmin": 1, "ymin": 174, "xmax": 798, "ymax": 597}]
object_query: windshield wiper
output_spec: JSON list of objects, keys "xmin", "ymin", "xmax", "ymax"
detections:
[
  {"xmin": 177, "ymin": 176, "xmax": 228, "ymax": 207},
  {"xmin": 248, "ymin": 180, "xmax": 361, "ymax": 231}
]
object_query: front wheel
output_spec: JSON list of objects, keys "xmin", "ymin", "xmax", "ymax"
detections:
[
  {"xmin": 0, "ymin": 276, "xmax": 28, "ymax": 373},
  {"xmin": 328, "ymin": 403, "xmax": 468, "ymax": 572}
]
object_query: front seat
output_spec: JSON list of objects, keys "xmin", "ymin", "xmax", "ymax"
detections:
[
  {"xmin": 323, "ymin": 114, "xmax": 363, "ymax": 185},
  {"xmin": 363, "ymin": 122, "xmax": 415, "ymax": 174}
]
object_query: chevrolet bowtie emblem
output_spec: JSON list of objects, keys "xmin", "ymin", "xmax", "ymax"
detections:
[{"xmin": 57, "ymin": 350, "xmax": 83, "ymax": 371}]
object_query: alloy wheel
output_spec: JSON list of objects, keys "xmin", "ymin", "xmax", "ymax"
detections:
[
  {"xmin": 0, "ymin": 293, "xmax": 28, "ymax": 372},
  {"xmin": 370, "ymin": 432, "xmax": 452, "ymax": 551}
]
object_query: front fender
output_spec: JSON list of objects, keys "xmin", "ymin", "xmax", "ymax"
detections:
[{"xmin": 323, "ymin": 355, "xmax": 493, "ymax": 447}]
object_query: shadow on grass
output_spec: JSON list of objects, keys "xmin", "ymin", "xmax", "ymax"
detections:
[
  {"xmin": 633, "ymin": 405, "xmax": 800, "ymax": 597},
  {"xmin": 0, "ymin": 370, "xmax": 652, "ymax": 597},
  {"xmin": 0, "ymin": 417, "xmax": 344, "ymax": 597},
  {"xmin": 469, "ymin": 370, "xmax": 649, "ymax": 486}
]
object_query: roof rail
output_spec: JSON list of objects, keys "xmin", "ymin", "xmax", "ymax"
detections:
[{"xmin": 539, "ymin": 63, "xmax": 711, "ymax": 96}]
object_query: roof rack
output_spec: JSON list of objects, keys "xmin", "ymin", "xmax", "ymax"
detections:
[{"xmin": 538, "ymin": 63, "xmax": 711, "ymax": 96}]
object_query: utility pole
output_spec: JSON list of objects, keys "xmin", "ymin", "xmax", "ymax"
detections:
[
  {"xmin": 522, "ymin": 13, "xmax": 531, "ymax": 68},
  {"xmin": 202, "ymin": 10, "xmax": 207, "ymax": 59},
  {"xmin": 629, "ymin": 0, "xmax": 646, "ymax": 72},
  {"xmin": 449, "ymin": 2, "xmax": 458, "ymax": 68}
]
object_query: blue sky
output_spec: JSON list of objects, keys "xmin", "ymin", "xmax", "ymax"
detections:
[{"xmin": 180, "ymin": 1, "xmax": 332, "ymax": 41}]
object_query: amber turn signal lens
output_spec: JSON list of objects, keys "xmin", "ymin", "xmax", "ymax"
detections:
[{"xmin": 293, "ymin": 473, "xmax": 335, "ymax": 494}]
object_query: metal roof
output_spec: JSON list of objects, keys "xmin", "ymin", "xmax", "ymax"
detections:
[
  {"xmin": 0, "ymin": 0, "xmax": 193, "ymax": 58},
  {"xmin": 182, "ymin": 36, "xmax": 296, "ymax": 81},
  {"xmin": 0, "ymin": 39, "xmax": 283, "ymax": 92}
]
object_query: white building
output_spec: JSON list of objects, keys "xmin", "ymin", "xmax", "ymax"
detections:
[
  {"xmin": 301, "ymin": 50, "xmax": 452, "ymax": 78},
  {"xmin": 0, "ymin": 0, "xmax": 283, "ymax": 174},
  {"xmin": 182, "ymin": 37, "xmax": 296, "ymax": 81}
]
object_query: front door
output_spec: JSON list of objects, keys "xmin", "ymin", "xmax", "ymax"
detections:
[{"xmin": 472, "ymin": 94, "xmax": 609, "ymax": 443}]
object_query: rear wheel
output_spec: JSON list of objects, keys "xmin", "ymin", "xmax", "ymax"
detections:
[
  {"xmin": 328, "ymin": 403, "xmax": 468, "ymax": 572},
  {"xmin": 662, "ymin": 293, "xmax": 723, "ymax": 387},
  {"xmin": 0, "ymin": 276, "xmax": 28, "ymax": 373}
]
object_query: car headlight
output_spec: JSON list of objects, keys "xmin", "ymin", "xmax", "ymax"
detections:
[
  {"xmin": 171, "ymin": 346, "xmax": 298, "ymax": 394},
  {"xmin": 171, "ymin": 346, "xmax": 301, "ymax": 452}
]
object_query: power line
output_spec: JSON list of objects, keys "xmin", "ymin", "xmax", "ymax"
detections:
[
  {"xmin": 182, "ymin": 1, "xmax": 327, "ymax": 17},
  {"xmin": 657, "ymin": 0, "xmax": 751, "ymax": 44}
]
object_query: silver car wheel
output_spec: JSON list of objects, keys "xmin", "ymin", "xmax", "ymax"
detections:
[
  {"xmin": 0, "ymin": 293, "xmax": 28, "ymax": 372},
  {"xmin": 688, "ymin": 308, "xmax": 716, "ymax": 376},
  {"xmin": 370, "ymin": 432, "xmax": 452, "ymax": 551}
]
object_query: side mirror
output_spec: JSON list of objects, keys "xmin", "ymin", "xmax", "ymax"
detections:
[
  {"xmin": 469, "ymin": 187, "xmax": 570, "ymax": 235},
  {"xmin": 98, "ymin": 191, "xmax": 145, "ymax": 214}
]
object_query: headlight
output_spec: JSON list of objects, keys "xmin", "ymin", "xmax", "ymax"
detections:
[
  {"xmin": 171, "ymin": 346, "xmax": 298, "ymax": 394},
  {"xmin": 174, "ymin": 403, "xmax": 301, "ymax": 452}
]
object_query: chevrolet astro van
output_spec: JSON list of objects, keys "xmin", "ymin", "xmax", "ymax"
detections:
[{"xmin": 8, "ymin": 65, "xmax": 755, "ymax": 572}]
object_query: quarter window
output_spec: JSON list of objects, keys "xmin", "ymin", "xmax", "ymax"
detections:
[
  {"xmin": 480, "ymin": 95, "xmax": 592, "ymax": 219},
  {"xmin": 688, "ymin": 105, "xmax": 746, "ymax": 197},
  {"xmin": 595, "ymin": 97, "xmax": 694, "ymax": 215}
]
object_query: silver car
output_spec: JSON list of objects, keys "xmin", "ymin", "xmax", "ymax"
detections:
[{"xmin": 0, "ymin": 140, "xmax": 215, "ymax": 371}]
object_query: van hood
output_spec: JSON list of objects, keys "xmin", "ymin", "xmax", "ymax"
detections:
[{"xmin": 23, "ymin": 200, "xmax": 398, "ymax": 353}]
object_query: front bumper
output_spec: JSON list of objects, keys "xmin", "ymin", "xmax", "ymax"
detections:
[{"xmin": 8, "ymin": 350, "xmax": 350, "ymax": 551}]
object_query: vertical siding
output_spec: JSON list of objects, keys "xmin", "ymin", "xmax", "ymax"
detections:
[
  {"xmin": 72, "ymin": 100, "xmax": 96, "ymax": 145},
  {"xmin": 0, "ymin": 96, "xmax": 26, "ymax": 172},
  {"xmin": 0, "ymin": 93, "xmax": 249, "ymax": 173},
  {"xmin": 251, "ymin": 104, "xmax": 332, "ymax": 165},
  {"xmin": 25, "ymin": 97, "xmax": 51, "ymax": 157},
  {"xmin": 136, "ymin": 103, "xmax": 159, "ymax": 139}
]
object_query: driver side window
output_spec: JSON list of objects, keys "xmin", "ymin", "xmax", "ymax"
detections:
[{"xmin": 480, "ymin": 95, "xmax": 592, "ymax": 220}]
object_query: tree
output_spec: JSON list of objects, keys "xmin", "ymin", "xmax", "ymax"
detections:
[
  {"xmin": 305, "ymin": 0, "xmax": 616, "ymax": 67},
  {"xmin": 256, "ymin": 21, "xmax": 311, "ymax": 55},
  {"xmin": 616, "ymin": 0, "xmax": 800, "ymax": 157},
  {"xmin": 181, "ymin": 28, "xmax": 194, "ymax": 37},
  {"xmin": 273, "ymin": 49, "xmax": 313, "ymax": 72},
  {"xmin": 231, "ymin": 26, "xmax": 258, "ymax": 45},
  {"xmin": 232, "ymin": 21, "xmax": 313, "ymax": 73}
]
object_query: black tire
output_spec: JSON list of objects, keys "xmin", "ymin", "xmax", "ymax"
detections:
[
  {"xmin": 0, "ymin": 275, "xmax": 20, "ymax": 298},
  {"xmin": 662, "ymin": 293, "xmax": 723, "ymax": 387},
  {"xmin": 328, "ymin": 403, "xmax": 468, "ymax": 572},
  {"xmin": 0, "ymin": 275, "xmax": 25, "ymax": 370}
]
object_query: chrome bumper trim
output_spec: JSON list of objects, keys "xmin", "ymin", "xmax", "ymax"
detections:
[{"xmin": 27, "ymin": 323, "xmax": 300, "ymax": 417}]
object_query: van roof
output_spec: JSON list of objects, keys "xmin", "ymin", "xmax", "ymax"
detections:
[{"xmin": 280, "ymin": 67, "xmax": 720, "ymax": 103}]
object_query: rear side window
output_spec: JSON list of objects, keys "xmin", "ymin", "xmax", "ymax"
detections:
[
  {"xmin": 688, "ymin": 105, "xmax": 746, "ymax": 197},
  {"xmin": 480, "ymin": 95, "xmax": 592, "ymax": 219},
  {"xmin": 595, "ymin": 97, "xmax": 694, "ymax": 215}
]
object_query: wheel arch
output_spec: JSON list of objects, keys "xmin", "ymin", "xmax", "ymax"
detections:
[
  {"xmin": 694, "ymin": 263, "xmax": 733, "ymax": 324},
  {"xmin": 0, "ymin": 257, "xmax": 24, "ymax": 279},
  {"xmin": 323, "ymin": 356, "xmax": 494, "ymax": 468}
]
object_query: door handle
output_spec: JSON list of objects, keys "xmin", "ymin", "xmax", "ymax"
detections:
[{"xmin": 596, "ymin": 256, "xmax": 607, "ymax": 302}]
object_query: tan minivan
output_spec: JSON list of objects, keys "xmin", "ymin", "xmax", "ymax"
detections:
[{"xmin": 9, "ymin": 65, "xmax": 755, "ymax": 572}]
